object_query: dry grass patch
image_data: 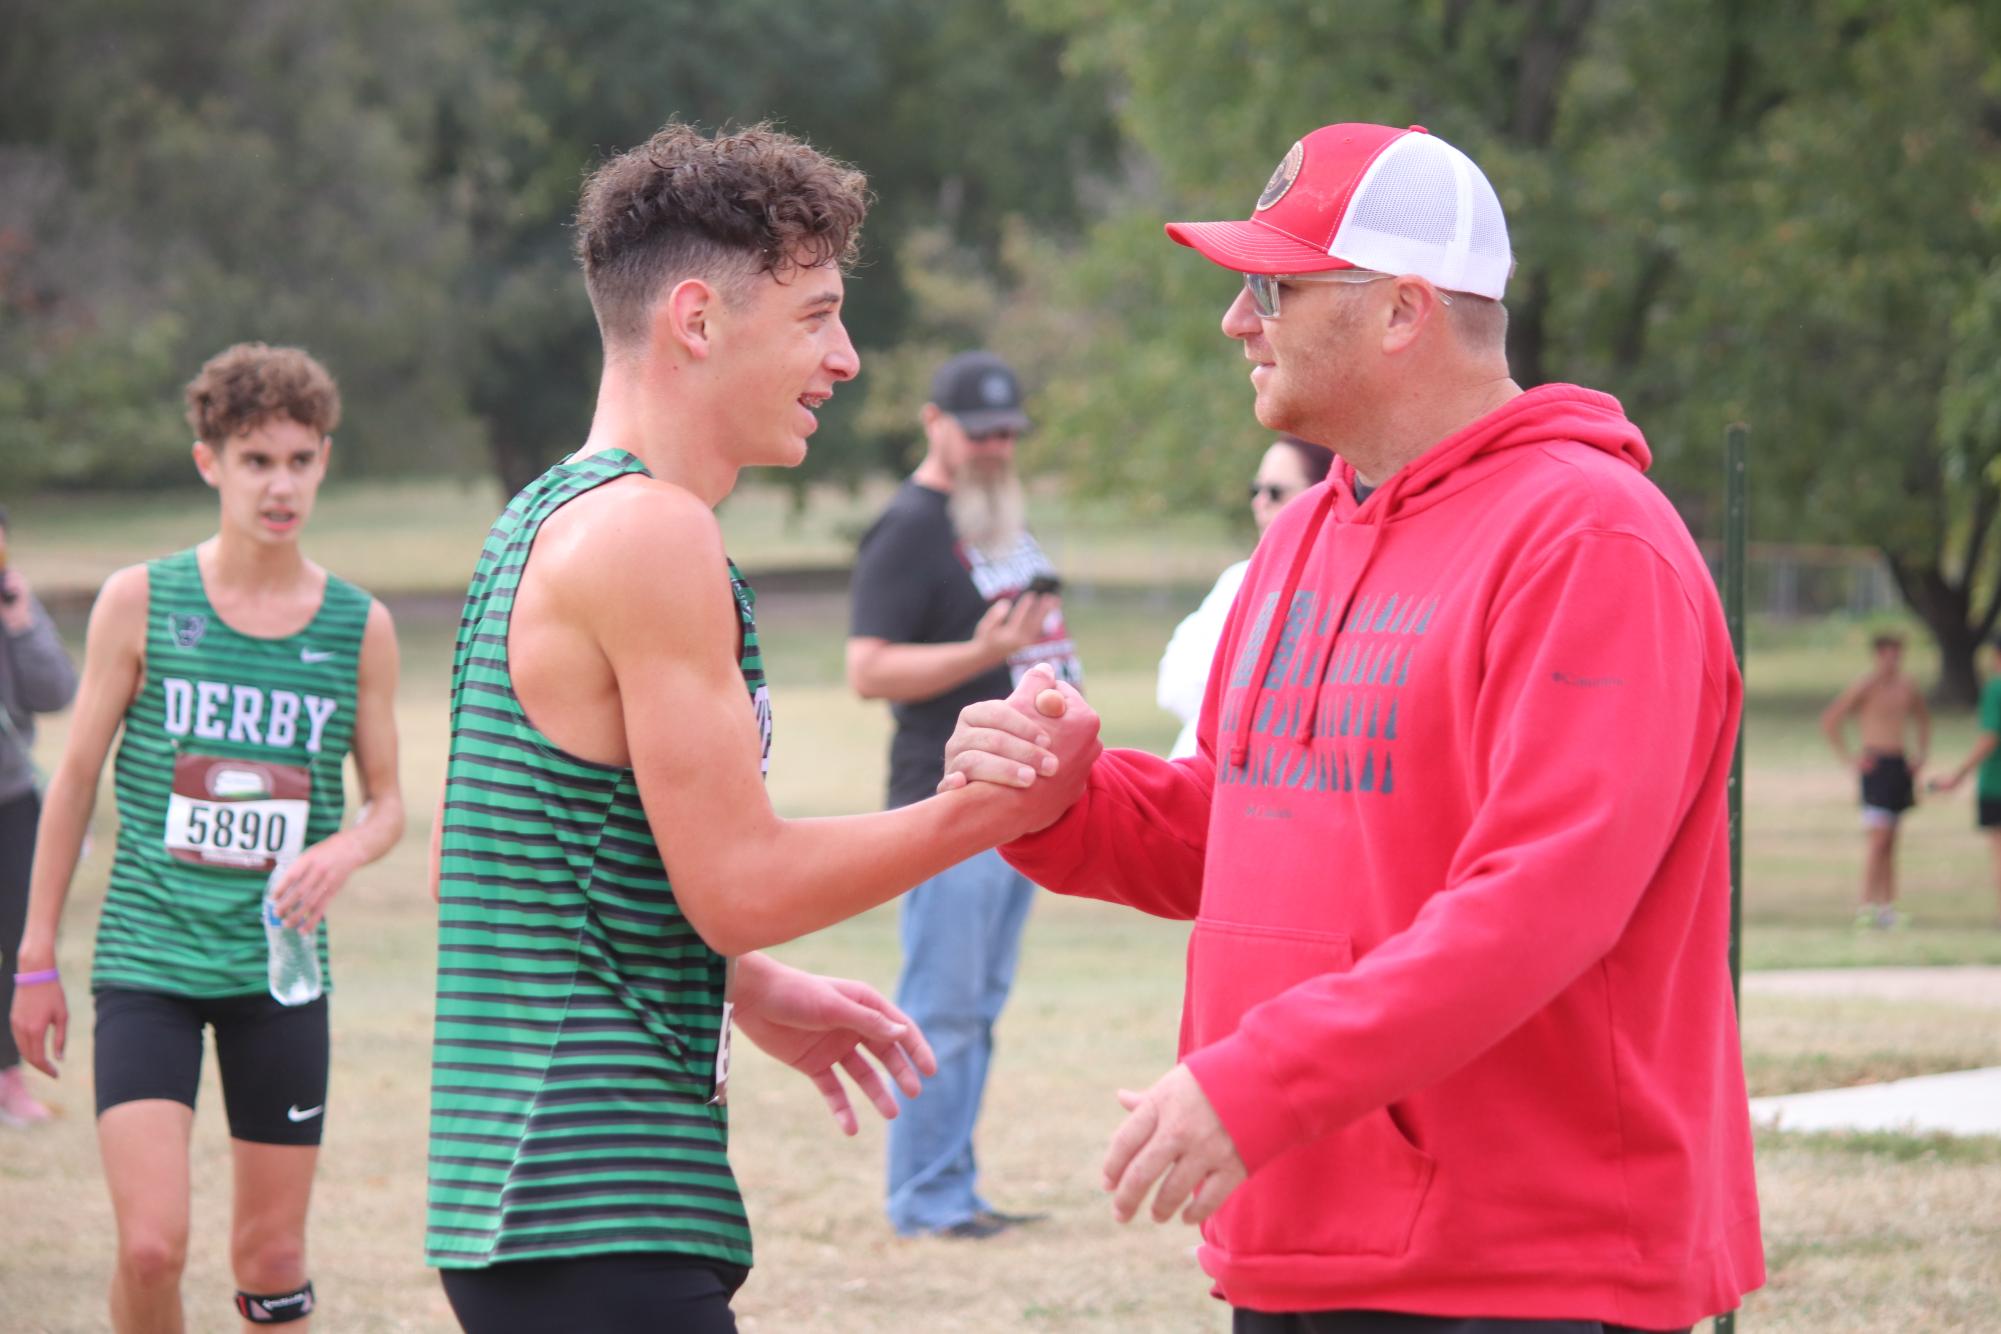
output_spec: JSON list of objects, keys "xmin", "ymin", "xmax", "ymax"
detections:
[
  {"xmin": 1743, "ymin": 1130, "xmax": 2001, "ymax": 1333},
  {"xmin": 1741, "ymin": 996, "xmax": 2001, "ymax": 1097}
]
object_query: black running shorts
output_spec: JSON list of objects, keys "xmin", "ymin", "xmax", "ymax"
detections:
[
  {"xmin": 93, "ymin": 988, "xmax": 330, "ymax": 1146},
  {"xmin": 1859, "ymin": 752, "xmax": 1915, "ymax": 816},
  {"xmin": 440, "ymin": 1255, "xmax": 749, "ymax": 1334}
]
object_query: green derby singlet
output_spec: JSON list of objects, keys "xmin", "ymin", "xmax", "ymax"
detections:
[
  {"xmin": 93, "ymin": 548, "xmax": 369, "ymax": 997},
  {"xmin": 425, "ymin": 449, "xmax": 771, "ymax": 1271}
]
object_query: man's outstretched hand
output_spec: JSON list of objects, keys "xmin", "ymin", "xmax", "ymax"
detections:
[
  {"xmin": 1103, "ymin": 1064, "xmax": 1247, "ymax": 1227},
  {"xmin": 937, "ymin": 664, "xmax": 1101, "ymax": 832},
  {"xmin": 731, "ymin": 954, "xmax": 937, "ymax": 1136}
]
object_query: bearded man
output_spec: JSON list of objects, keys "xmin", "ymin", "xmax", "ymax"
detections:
[{"xmin": 846, "ymin": 350, "xmax": 1082, "ymax": 1238}]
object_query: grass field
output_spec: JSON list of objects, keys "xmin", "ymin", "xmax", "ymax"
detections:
[{"xmin": 3, "ymin": 486, "xmax": 1999, "ymax": 1331}]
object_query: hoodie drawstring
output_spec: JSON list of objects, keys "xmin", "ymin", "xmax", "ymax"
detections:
[
  {"xmin": 1228, "ymin": 483, "xmax": 1339, "ymax": 770},
  {"xmin": 1225, "ymin": 472, "xmax": 1404, "ymax": 769},
  {"xmin": 1297, "ymin": 470, "xmax": 1403, "ymax": 746}
]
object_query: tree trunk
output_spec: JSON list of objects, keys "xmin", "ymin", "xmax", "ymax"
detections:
[
  {"xmin": 1886, "ymin": 556, "xmax": 1981, "ymax": 707},
  {"xmin": 490, "ymin": 435, "xmax": 547, "ymax": 502},
  {"xmin": 1510, "ymin": 266, "xmax": 1550, "ymax": 389}
]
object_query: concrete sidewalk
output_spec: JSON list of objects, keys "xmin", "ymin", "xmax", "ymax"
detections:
[
  {"xmin": 1743, "ymin": 966, "xmax": 2001, "ymax": 1137},
  {"xmin": 1749, "ymin": 1065, "xmax": 2001, "ymax": 1136}
]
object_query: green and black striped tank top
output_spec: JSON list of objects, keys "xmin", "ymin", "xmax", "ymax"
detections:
[
  {"xmin": 425, "ymin": 449, "xmax": 770, "ymax": 1271},
  {"xmin": 93, "ymin": 547, "xmax": 370, "ymax": 996}
]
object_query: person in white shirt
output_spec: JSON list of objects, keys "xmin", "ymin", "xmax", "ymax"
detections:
[{"xmin": 1156, "ymin": 435, "xmax": 1333, "ymax": 758}]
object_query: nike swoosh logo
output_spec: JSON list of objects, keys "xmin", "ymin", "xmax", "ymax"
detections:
[
  {"xmin": 286, "ymin": 1104, "xmax": 324, "ymax": 1122},
  {"xmin": 299, "ymin": 649, "xmax": 333, "ymax": 663}
]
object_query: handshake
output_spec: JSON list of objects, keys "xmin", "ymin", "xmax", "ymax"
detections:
[{"xmin": 937, "ymin": 663, "xmax": 1105, "ymax": 831}]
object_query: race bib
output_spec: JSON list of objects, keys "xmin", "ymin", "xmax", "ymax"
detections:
[
  {"xmin": 710, "ymin": 957, "xmax": 739, "ymax": 1107},
  {"xmin": 165, "ymin": 752, "xmax": 311, "ymax": 872}
]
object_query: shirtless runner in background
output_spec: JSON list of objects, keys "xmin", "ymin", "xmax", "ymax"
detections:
[{"xmin": 1821, "ymin": 633, "xmax": 1931, "ymax": 928}]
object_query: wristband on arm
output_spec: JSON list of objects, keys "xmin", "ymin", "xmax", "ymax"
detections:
[{"xmin": 12, "ymin": 968, "xmax": 59, "ymax": 986}]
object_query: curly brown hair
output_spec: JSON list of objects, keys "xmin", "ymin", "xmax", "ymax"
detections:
[
  {"xmin": 574, "ymin": 121, "xmax": 869, "ymax": 347},
  {"xmin": 184, "ymin": 343, "xmax": 341, "ymax": 446}
]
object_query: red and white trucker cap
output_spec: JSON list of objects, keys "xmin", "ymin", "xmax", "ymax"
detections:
[{"xmin": 1165, "ymin": 123, "xmax": 1512, "ymax": 299}]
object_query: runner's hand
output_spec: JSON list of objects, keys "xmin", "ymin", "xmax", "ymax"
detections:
[
  {"xmin": 269, "ymin": 839, "xmax": 359, "ymax": 933},
  {"xmin": 732, "ymin": 958, "xmax": 937, "ymax": 1136},
  {"xmin": 9, "ymin": 974, "xmax": 68, "ymax": 1079},
  {"xmin": 937, "ymin": 694, "xmax": 1062, "ymax": 792},
  {"xmin": 939, "ymin": 665, "xmax": 1101, "ymax": 831}
]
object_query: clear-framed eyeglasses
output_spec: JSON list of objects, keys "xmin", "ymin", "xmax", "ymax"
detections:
[{"xmin": 1242, "ymin": 269, "xmax": 1453, "ymax": 320}]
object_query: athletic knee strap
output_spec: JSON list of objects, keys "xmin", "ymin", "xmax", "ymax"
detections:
[{"xmin": 235, "ymin": 1280, "xmax": 315, "ymax": 1323}]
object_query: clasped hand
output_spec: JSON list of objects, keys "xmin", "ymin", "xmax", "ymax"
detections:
[{"xmin": 936, "ymin": 663, "xmax": 1102, "ymax": 833}]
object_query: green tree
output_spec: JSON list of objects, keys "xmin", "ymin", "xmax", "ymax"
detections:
[
  {"xmin": 454, "ymin": 0, "xmax": 1120, "ymax": 496},
  {"xmin": 0, "ymin": 0, "xmax": 493, "ymax": 490},
  {"xmin": 1020, "ymin": 0, "xmax": 2001, "ymax": 698},
  {"xmin": 1687, "ymin": 4, "xmax": 2001, "ymax": 702}
]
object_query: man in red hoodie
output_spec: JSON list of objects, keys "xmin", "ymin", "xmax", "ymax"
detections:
[{"xmin": 939, "ymin": 124, "xmax": 1764, "ymax": 1332}]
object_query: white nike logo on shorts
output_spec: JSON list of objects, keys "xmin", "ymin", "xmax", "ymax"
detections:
[
  {"xmin": 287, "ymin": 1104, "xmax": 324, "ymax": 1122},
  {"xmin": 300, "ymin": 648, "xmax": 334, "ymax": 663}
]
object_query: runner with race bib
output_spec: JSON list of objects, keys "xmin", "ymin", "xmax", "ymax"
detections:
[{"xmin": 7, "ymin": 343, "xmax": 405, "ymax": 1333}]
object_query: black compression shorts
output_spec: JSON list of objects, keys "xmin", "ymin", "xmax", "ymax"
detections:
[
  {"xmin": 93, "ymin": 988, "xmax": 330, "ymax": 1146},
  {"xmin": 440, "ymin": 1255, "xmax": 749, "ymax": 1334}
]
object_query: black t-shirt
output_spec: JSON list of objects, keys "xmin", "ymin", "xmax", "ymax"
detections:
[{"xmin": 849, "ymin": 481, "xmax": 1081, "ymax": 808}]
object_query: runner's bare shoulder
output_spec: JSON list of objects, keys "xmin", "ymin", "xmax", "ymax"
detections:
[
  {"xmin": 87, "ymin": 564, "xmax": 150, "ymax": 644},
  {"xmin": 537, "ymin": 473, "xmax": 728, "ymax": 597}
]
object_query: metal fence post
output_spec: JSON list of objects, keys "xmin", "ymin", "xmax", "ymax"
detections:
[{"xmin": 1715, "ymin": 422, "xmax": 1748, "ymax": 1334}]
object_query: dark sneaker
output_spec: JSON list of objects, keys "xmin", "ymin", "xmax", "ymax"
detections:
[
  {"xmin": 975, "ymin": 1208, "xmax": 1049, "ymax": 1228},
  {"xmin": 935, "ymin": 1215, "xmax": 1010, "ymax": 1240}
]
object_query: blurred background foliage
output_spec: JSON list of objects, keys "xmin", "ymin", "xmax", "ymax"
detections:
[{"xmin": 2, "ymin": 0, "xmax": 1998, "ymax": 690}]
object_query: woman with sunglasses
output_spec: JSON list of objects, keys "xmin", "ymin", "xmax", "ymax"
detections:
[{"xmin": 1156, "ymin": 435, "xmax": 1333, "ymax": 758}]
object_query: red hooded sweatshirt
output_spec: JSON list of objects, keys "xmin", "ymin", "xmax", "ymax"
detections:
[{"xmin": 1003, "ymin": 385, "xmax": 1763, "ymax": 1326}]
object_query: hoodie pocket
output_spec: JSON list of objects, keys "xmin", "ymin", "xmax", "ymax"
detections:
[{"xmin": 1189, "ymin": 919, "xmax": 1436, "ymax": 1260}]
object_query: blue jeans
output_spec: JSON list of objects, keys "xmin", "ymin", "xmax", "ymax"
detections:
[{"xmin": 884, "ymin": 848, "xmax": 1035, "ymax": 1234}]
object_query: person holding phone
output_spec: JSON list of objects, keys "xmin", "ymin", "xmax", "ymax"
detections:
[
  {"xmin": 846, "ymin": 350, "xmax": 1082, "ymax": 1238},
  {"xmin": 0, "ymin": 505, "xmax": 80, "ymax": 1128}
]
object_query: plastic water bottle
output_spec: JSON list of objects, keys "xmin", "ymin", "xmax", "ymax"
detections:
[{"xmin": 264, "ymin": 862, "xmax": 322, "ymax": 1006}]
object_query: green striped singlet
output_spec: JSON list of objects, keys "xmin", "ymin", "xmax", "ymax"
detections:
[
  {"xmin": 93, "ymin": 548, "xmax": 370, "ymax": 996},
  {"xmin": 425, "ymin": 449, "xmax": 771, "ymax": 1271}
]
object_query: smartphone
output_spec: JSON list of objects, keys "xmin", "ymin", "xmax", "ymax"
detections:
[{"xmin": 1025, "ymin": 573, "xmax": 1062, "ymax": 597}]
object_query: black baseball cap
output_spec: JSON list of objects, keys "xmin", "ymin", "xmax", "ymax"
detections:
[{"xmin": 929, "ymin": 351, "xmax": 1032, "ymax": 436}]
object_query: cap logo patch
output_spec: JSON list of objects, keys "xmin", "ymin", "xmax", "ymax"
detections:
[
  {"xmin": 1257, "ymin": 141, "xmax": 1304, "ymax": 212},
  {"xmin": 981, "ymin": 372, "xmax": 1013, "ymax": 406}
]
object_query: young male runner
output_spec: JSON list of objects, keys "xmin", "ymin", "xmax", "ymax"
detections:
[
  {"xmin": 9, "ymin": 343, "xmax": 404, "ymax": 1331},
  {"xmin": 424, "ymin": 123, "xmax": 1041, "ymax": 1333},
  {"xmin": 1821, "ymin": 632, "xmax": 1931, "ymax": 927}
]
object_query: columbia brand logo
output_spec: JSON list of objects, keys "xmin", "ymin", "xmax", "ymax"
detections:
[{"xmin": 1550, "ymin": 671, "xmax": 1624, "ymax": 689}]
